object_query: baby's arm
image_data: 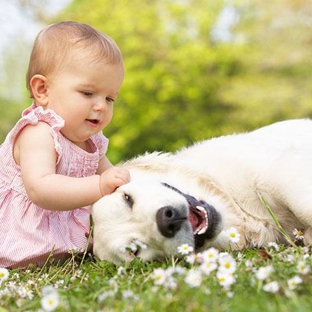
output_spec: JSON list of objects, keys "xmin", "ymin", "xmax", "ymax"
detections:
[{"xmin": 14, "ymin": 122, "xmax": 128, "ymax": 211}]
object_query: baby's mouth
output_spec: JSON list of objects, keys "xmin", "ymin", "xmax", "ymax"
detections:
[{"xmin": 86, "ymin": 119, "xmax": 100, "ymax": 125}]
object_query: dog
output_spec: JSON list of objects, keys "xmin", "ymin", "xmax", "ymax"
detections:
[{"xmin": 92, "ymin": 119, "xmax": 312, "ymax": 264}]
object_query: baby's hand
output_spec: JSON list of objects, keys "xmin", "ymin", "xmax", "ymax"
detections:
[{"xmin": 99, "ymin": 167, "xmax": 130, "ymax": 196}]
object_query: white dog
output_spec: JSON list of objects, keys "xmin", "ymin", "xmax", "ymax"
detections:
[{"xmin": 92, "ymin": 119, "xmax": 312, "ymax": 264}]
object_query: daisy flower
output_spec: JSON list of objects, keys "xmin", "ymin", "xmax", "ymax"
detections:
[
  {"xmin": 263, "ymin": 281, "xmax": 279, "ymax": 293},
  {"xmin": 287, "ymin": 276, "xmax": 303, "ymax": 290},
  {"xmin": 200, "ymin": 261, "xmax": 218, "ymax": 275},
  {"xmin": 255, "ymin": 265, "xmax": 274, "ymax": 281},
  {"xmin": 293, "ymin": 229, "xmax": 304, "ymax": 241},
  {"xmin": 178, "ymin": 243, "xmax": 194, "ymax": 255},
  {"xmin": 221, "ymin": 288, "xmax": 235, "ymax": 298},
  {"xmin": 133, "ymin": 239, "xmax": 147, "ymax": 250},
  {"xmin": 185, "ymin": 253, "xmax": 196, "ymax": 264},
  {"xmin": 41, "ymin": 290, "xmax": 60, "ymax": 312},
  {"xmin": 286, "ymin": 254, "xmax": 295, "ymax": 263},
  {"xmin": 174, "ymin": 265, "xmax": 186, "ymax": 275},
  {"xmin": 97, "ymin": 290, "xmax": 115, "ymax": 303},
  {"xmin": 245, "ymin": 260, "xmax": 254, "ymax": 269},
  {"xmin": 216, "ymin": 271, "xmax": 236, "ymax": 288},
  {"xmin": 18, "ymin": 285, "xmax": 34, "ymax": 299},
  {"xmin": 202, "ymin": 247, "xmax": 219, "ymax": 263},
  {"xmin": 297, "ymin": 260, "xmax": 310, "ymax": 275},
  {"xmin": 185, "ymin": 269, "xmax": 202, "ymax": 288},
  {"xmin": 0, "ymin": 268, "xmax": 9, "ymax": 283},
  {"xmin": 122, "ymin": 290, "xmax": 134, "ymax": 299},
  {"xmin": 224, "ymin": 227, "xmax": 240, "ymax": 244},
  {"xmin": 152, "ymin": 268, "xmax": 167, "ymax": 285},
  {"xmin": 218, "ymin": 254, "xmax": 237, "ymax": 274},
  {"xmin": 117, "ymin": 266, "xmax": 126, "ymax": 276},
  {"xmin": 267, "ymin": 242, "xmax": 280, "ymax": 251},
  {"xmin": 164, "ymin": 276, "xmax": 178, "ymax": 290},
  {"xmin": 119, "ymin": 240, "xmax": 147, "ymax": 255}
]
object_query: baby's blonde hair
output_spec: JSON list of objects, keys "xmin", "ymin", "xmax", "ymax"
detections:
[{"xmin": 26, "ymin": 21, "xmax": 123, "ymax": 98}]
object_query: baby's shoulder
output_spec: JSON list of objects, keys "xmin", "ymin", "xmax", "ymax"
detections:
[
  {"xmin": 18, "ymin": 121, "xmax": 51, "ymax": 139},
  {"xmin": 13, "ymin": 122, "xmax": 55, "ymax": 165}
]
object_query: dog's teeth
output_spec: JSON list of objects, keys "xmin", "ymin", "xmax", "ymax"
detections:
[
  {"xmin": 196, "ymin": 206, "xmax": 205, "ymax": 212},
  {"xmin": 197, "ymin": 224, "xmax": 208, "ymax": 235},
  {"xmin": 194, "ymin": 205, "xmax": 209, "ymax": 235},
  {"xmin": 196, "ymin": 206, "xmax": 208, "ymax": 219},
  {"xmin": 197, "ymin": 228, "xmax": 205, "ymax": 235}
]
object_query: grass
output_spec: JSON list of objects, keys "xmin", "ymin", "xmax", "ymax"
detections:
[{"xmin": 1, "ymin": 244, "xmax": 312, "ymax": 312}]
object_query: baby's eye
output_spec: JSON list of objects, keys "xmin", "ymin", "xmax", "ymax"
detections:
[
  {"xmin": 106, "ymin": 97, "xmax": 115, "ymax": 103},
  {"xmin": 81, "ymin": 91, "xmax": 94, "ymax": 97}
]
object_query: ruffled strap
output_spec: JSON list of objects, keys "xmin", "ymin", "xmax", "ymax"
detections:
[
  {"xmin": 13, "ymin": 104, "xmax": 65, "ymax": 164},
  {"xmin": 91, "ymin": 132, "xmax": 109, "ymax": 158}
]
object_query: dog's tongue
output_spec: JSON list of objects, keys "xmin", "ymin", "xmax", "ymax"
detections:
[{"xmin": 185, "ymin": 195, "xmax": 209, "ymax": 236}]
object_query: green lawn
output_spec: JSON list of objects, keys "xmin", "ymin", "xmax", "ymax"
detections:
[{"xmin": 1, "ymin": 244, "xmax": 312, "ymax": 312}]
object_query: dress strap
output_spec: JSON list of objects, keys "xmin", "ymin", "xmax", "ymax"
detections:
[{"xmin": 12, "ymin": 104, "xmax": 65, "ymax": 164}]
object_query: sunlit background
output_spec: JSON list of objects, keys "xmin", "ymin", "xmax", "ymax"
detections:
[{"xmin": 1, "ymin": 0, "xmax": 312, "ymax": 163}]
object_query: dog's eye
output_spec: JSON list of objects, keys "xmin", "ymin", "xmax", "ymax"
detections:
[{"xmin": 123, "ymin": 193, "xmax": 134, "ymax": 208}]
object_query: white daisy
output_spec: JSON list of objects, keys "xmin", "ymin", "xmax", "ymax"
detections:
[
  {"xmin": 202, "ymin": 247, "xmax": 219, "ymax": 263},
  {"xmin": 267, "ymin": 242, "xmax": 280, "ymax": 251},
  {"xmin": 185, "ymin": 253, "xmax": 196, "ymax": 264},
  {"xmin": 133, "ymin": 239, "xmax": 147, "ymax": 250},
  {"xmin": 218, "ymin": 254, "xmax": 237, "ymax": 274},
  {"xmin": 255, "ymin": 265, "xmax": 274, "ymax": 281},
  {"xmin": 224, "ymin": 227, "xmax": 240, "ymax": 244},
  {"xmin": 200, "ymin": 261, "xmax": 218, "ymax": 275},
  {"xmin": 41, "ymin": 290, "xmax": 60, "ymax": 312},
  {"xmin": 293, "ymin": 229, "xmax": 304, "ymax": 240},
  {"xmin": 216, "ymin": 271, "xmax": 236, "ymax": 288},
  {"xmin": 152, "ymin": 268, "xmax": 167, "ymax": 285},
  {"xmin": 287, "ymin": 275, "xmax": 303, "ymax": 290},
  {"xmin": 263, "ymin": 281, "xmax": 279, "ymax": 293},
  {"xmin": 177, "ymin": 243, "xmax": 194, "ymax": 255},
  {"xmin": 185, "ymin": 269, "xmax": 202, "ymax": 288},
  {"xmin": 297, "ymin": 261, "xmax": 310, "ymax": 275},
  {"xmin": 0, "ymin": 268, "xmax": 9, "ymax": 283},
  {"xmin": 122, "ymin": 290, "xmax": 134, "ymax": 299}
]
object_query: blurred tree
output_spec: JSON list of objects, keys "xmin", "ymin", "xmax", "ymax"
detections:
[
  {"xmin": 0, "ymin": 0, "xmax": 68, "ymax": 142},
  {"xmin": 60, "ymin": 0, "xmax": 312, "ymax": 162},
  {"xmin": 219, "ymin": 0, "xmax": 312, "ymax": 128},
  {"xmin": 1, "ymin": 0, "xmax": 312, "ymax": 163},
  {"xmin": 61, "ymin": 0, "xmax": 245, "ymax": 161}
]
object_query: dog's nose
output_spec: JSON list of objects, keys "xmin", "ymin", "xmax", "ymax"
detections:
[{"xmin": 156, "ymin": 206, "xmax": 186, "ymax": 238}]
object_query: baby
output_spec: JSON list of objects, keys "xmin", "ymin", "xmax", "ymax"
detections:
[{"xmin": 0, "ymin": 21, "xmax": 130, "ymax": 268}]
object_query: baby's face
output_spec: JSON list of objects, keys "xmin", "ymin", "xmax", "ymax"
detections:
[{"xmin": 45, "ymin": 55, "xmax": 124, "ymax": 146}]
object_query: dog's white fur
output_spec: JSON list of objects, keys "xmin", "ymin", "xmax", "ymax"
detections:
[{"xmin": 92, "ymin": 119, "xmax": 312, "ymax": 264}]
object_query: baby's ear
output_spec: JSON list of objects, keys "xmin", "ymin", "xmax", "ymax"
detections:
[{"xmin": 29, "ymin": 74, "xmax": 49, "ymax": 106}]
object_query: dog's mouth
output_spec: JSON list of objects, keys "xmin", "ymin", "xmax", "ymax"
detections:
[
  {"xmin": 188, "ymin": 203, "xmax": 208, "ymax": 236},
  {"xmin": 161, "ymin": 183, "xmax": 222, "ymax": 249},
  {"xmin": 185, "ymin": 194, "xmax": 221, "ymax": 248}
]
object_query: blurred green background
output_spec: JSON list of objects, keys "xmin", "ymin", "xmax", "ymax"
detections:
[{"xmin": 1, "ymin": 0, "xmax": 312, "ymax": 163}]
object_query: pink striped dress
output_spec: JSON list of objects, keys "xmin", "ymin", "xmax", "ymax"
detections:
[{"xmin": 0, "ymin": 104, "xmax": 108, "ymax": 268}]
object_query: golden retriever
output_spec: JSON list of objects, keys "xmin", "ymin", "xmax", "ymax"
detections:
[{"xmin": 92, "ymin": 119, "xmax": 312, "ymax": 263}]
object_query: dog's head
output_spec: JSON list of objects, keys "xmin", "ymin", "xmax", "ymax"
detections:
[{"xmin": 92, "ymin": 180, "xmax": 222, "ymax": 264}]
